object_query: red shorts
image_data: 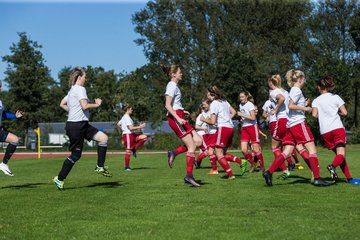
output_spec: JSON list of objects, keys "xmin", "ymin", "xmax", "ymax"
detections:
[
  {"xmin": 122, "ymin": 132, "xmax": 141, "ymax": 150},
  {"xmin": 321, "ymin": 128, "xmax": 346, "ymax": 150},
  {"xmin": 272, "ymin": 118, "xmax": 287, "ymax": 141},
  {"xmin": 269, "ymin": 121, "xmax": 276, "ymax": 136},
  {"xmin": 215, "ymin": 127, "xmax": 234, "ymax": 148},
  {"xmin": 282, "ymin": 121, "xmax": 314, "ymax": 146},
  {"xmin": 167, "ymin": 110, "xmax": 193, "ymax": 138},
  {"xmin": 241, "ymin": 124, "xmax": 260, "ymax": 144},
  {"xmin": 203, "ymin": 133, "xmax": 216, "ymax": 149}
]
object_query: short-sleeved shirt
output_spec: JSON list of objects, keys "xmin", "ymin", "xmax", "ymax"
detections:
[
  {"xmin": 165, "ymin": 81, "xmax": 183, "ymax": 111},
  {"xmin": 210, "ymin": 100, "xmax": 234, "ymax": 128},
  {"xmin": 270, "ymin": 88, "xmax": 288, "ymax": 120},
  {"xmin": 196, "ymin": 111, "xmax": 217, "ymax": 135},
  {"xmin": 239, "ymin": 101, "xmax": 257, "ymax": 127},
  {"xmin": 262, "ymin": 100, "xmax": 277, "ymax": 123},
  {"xmin": 67, "ymin": 85, "xmax": 90, "ymax": 122},
  {"xmin": 287, "ymin": 87, "xmax": 306, "ymax": 127},
  {"xmin": 118, "ymin": 114, "xmax": 133, "ymax": 134},
  {"xmin": 312, "ymin": 93, "xmax": 345, "ymax": 134}
]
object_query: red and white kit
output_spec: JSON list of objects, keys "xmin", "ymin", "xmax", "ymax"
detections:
[
  {"xmin": 239, "ymin": 101, "xmax": 259, "ymax": 143},
  {"xmin": 210, "ymin": 99, "xmax": 234, "ymax": 148}
]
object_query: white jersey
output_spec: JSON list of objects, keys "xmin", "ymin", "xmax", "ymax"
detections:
[
  {"xmin": 270, "ymin": 88, "xmax": 288, "ymax": 119},
  {"xmin": 312, "ymin": 93, "xmax": 345, "ymax": 134},
  {"xmin": 287, "ymin": 87, "xmax": 306, "ymax": 127},
  {"xmin": 210, "ymin": 100, "xmax": 234, "ymax": 128},
  {"xmin": 118, "ymin": 114, "xmax": 133, "ymax": 134},
  {"xmin": 165, "ymin": 81, "xmax": 183, "ymax": 111},
  {"xmin": 67, "ymin": 85, "xmax": 90, "ymax": 122},
  {"xmin": 196, "ymin": 111, "xmax": 217, "ymax": 135},
  {"xmin": 239, "ymin": 101, "xmax": 257, "ymax": 127},
  {"xmin": 262, "ymin": 100, "xmax": 277, "ymax": 123}
]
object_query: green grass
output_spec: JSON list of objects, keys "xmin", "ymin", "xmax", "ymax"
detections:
[{"xmin": 1, "ymin": 145, "xmax": 360, "ymax": 240}]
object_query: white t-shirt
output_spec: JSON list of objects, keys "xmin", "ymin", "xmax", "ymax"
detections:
[
  {"xmin": 67, "ymin": 85, "xmax": 90, "ymax": 122},
  {"xmin": 312, "ymin": 93, "xmax": 345, "ymax": 134},
  {"xmin": 270, "ymin": 88, "xmax": 288, "ymax": 119},
  {"xmin": 118, "ymin": 114, "xmax": 133, "ymax": 134},
  {"xmin": 239, "ymin": 101, "xmax": 257, "ymax": 127},
  {"xmin": 165, "ymin": 81, "xmax": 183, "ymax": 111},
  {"xmin": 210, "ymin": 100, "xmax": 234, "ymax": 128},
  {"xmin": 287, "ymin": 87, "xmax": 306, "ymax": 127},
  {"xmin": 262, "ymin": 100, "xmax": 277, "ymax": 123},
  {"xmin": 196, "ymin": 111, "xmax": 217, "ymax": 135}
]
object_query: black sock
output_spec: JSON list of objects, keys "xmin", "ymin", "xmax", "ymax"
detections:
[
  {"xmin": 3, "ymin": 143, "xmax": 17, "ymax": 164},
  {"xmin": 97, "ymin": 144, "xmax": 107, "ymax": 167},
  {"xmin": 58, "ymin": 158, "xmax": 75, "ymax": 181}
]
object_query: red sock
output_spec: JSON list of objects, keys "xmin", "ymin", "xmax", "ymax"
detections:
[
  {"xmin": 135, "ymin": 138, "xmax": 146, "ymax": 150},
  {"xmin": 268, "ymin": 153, "xmax": 286, "ymax": 174},
  {"xmin": 175, "ymin": 145, "xmax": 188, "ymax": 155},
  {"xmin": 224, "ymin": 154, "xmax": 242, "ymax": 164},
  {"xmin": 299, "ymin": 149, "xmax": 311, "ymax": 169},
  {"xmin": 186, "ymin": 152, "xmax": 195, "ymax": 175},
  {"xmin": 244, "ymin": 152, "xmax": 256, "ymax": 165},
  {"xmin": 286, "ymin": 157, "xmax": 294, "ymax": 165},
  {"xmin": 197, "ymin": 152, "xmax": 208, "ymax": 162},
  {"xmin": 292, "ymin": 150, "xmax": 299, "ymax": 163},
  {"xmin": 340, "ymin": 159, "xmax": 352, "ymax": 179},
  {"xmin": 255, "ymin": 152, "xmax": 264, "ymax": 168},
  {"xmin": 332, "ymin": 154, "xmax": 345, "ymax": 168},
  {"xmin": 125, "ymin": 152, "xmax": 131, "ymax": 168},
  {"xmin": 218, "ymin": 156, "xmax": 234, "ymax": 177},
  {"xmin": 309, "ymin": 154, "xmax": 320, "ymax": 179},
  {"xmin": 210, "ymin": 154, "xmax": 217, "ymax": 170},
  {"xmin": 281, "ymin": 162, "xmax": 287, "ymax": 171}
]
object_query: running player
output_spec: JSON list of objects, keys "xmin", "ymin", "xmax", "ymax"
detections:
[
  {"xmin": 263, "ymin": 69, "xmax": 330, "ymax": 187},
  {"xmin": 117, "ymin": 103, "xmax": 148, "ymax": 171},
  {"xmin": 238, "ymin": 91, "xmax": 265, "ymax": 172},
  {"xmin": 53, "ymin": 67, "xmax": 112, "ymax": 190},
  {"xmin": 163, "ymin": 64, "xmax": 202, "ymax": 187},
  {"xmin": 312, "ymin": 75, "xmax": 358, "ymax": 184},
  {"xmin": 0, "ymin": 80, "xmax": 24, "ymax": 176}
]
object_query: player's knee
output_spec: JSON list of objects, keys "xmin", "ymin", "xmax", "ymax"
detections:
[
  {"xmin": 335, "ymin": 143, "xmax": 346, "ymax": 149},
  {"xmin": 69, "ymin": 149, "xmax": 82, "ymax": 162}
]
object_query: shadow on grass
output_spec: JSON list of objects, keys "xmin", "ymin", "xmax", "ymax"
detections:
[
  {"xmin": 65, "ymin": 181, "xmax": 124, "ymax": 190},
  {"xmin": 1, "ymin": 182, "xmax": 46, "ymax": 189},
  {"xmin": 131, "ymin": 167, "xmax": 154, "ymax": 170}
]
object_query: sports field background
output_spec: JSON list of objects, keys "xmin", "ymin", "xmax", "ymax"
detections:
[{"xmin": 1, "ymin": 145, "xmax": 359, "ymax": 239}]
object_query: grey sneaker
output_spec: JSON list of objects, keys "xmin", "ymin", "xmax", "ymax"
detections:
[
  {"xmin": 184, "ymin": 176, "xmax": 200, "ymax": 187},
  {"xmin": 95, "ymin": 166, "xmax": 112, "ymax": 177},
  {"xmin": 53, "ymin": 176, "xmax": 64, "ymax": 190}
]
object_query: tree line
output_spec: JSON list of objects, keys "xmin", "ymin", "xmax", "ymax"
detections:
[{"xmin": 2, "ymin": 0, "xmax": 360, "ymax": 144}]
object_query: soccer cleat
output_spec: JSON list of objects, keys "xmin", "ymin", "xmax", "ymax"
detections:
[
  {"xmin": 131, "ymin": 148, "xmax": 137, "ymax": 158},
  {"xmin": 53, "ymin": 176, "xmax": 64, "ymax": 190},
  {"xmin": 0, "ymin": 162, "xmax": 14, "ymax": 176},
  {"xmin": 240, "ymin": 159, "xmax": 247, "ymax": 175},
  {"xmin": 313, "ymin": 178, "xmax": 331, "ymax": 187},
  {"xmin": 263, "ymin": 171, "xmax": 273, "ymax": 186},
  {"xmin": 95, "ymin": 166, "xmax": 112, "ymax": 177},
  {"xmin": 288, "ymin": 163, "xmax": 296, "ymax": 171},
  {"xmin": 228, "ymin": 175, "xmax": 236, "ymax": 180},
  {"xmin": 327, "ymin": 165, "xmax": 338, "ymax": 181},
  {"xmin": 124, "ymin": 167, "xmax": 133, "ymax": 171},
  {"xmin": 348, "ymin": 178, "xmax": 360, "ymax": 184},
  {"xmin": 208, "ymin": 169, "xmax": 219, "ymax": 175},
  {"xmin": 167, "ymin": 150, "xmax": 176, "ymax": 168},
  {"xmin": 184, "ymin": 176, "xmax": 200, "ymax": 187},
  {"xmin": 296, "ymin": 164, "xmax": 304, "ymax": 170},
  {"xmin": 278, "ymin": 171, "xmax": 290, "ymax": 180}
]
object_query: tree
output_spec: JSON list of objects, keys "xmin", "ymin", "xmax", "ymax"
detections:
[{"xmin": 2, "ymin": 32, "xmax": 54, "ymax": 145}]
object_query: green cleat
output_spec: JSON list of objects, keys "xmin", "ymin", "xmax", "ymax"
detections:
[
  {"xmin": 278, "ymin": 171, "xmax": 290, "ymax": 180},
  {"xmin": 53, "ymin": 176, "xmax": 64, "ymax": 190},
  {"xmin": 95, "ymin": 166, "xmax": 112, "ymax": 177},
  {"xmin": 240, "ymin": 159, "xmax": 247, "ymax": 175}
]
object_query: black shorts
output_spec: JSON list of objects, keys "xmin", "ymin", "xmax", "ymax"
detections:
[
  {"xmin": 65, "ymin": 121, "xmax": 99, "ymax": 152},
  {"xmin": 0, "ymin": 129, "xmax": 9, "ymax": 142}
]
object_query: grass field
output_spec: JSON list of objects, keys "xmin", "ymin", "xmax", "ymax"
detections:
[{"xmin": 1, "ymin": 145, "xmax": 360, "ymax": 240}]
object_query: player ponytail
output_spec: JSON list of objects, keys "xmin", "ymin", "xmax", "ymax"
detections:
[
  {"xmin": 161, "ymin": 64, "xmax": 180, "ymax": 78},
  {"xmin": 286, "ymin": 69, "xmax": 305, "ymax": 87},
  {"xmin": 207, "ymin": 86, "xmax": 225, "ymax": 100},
  {"xmin": 69, "ymin": 67, "xmax": 85, "ymax": 87},
  {"xmin": 318, "ymin": 75, "xmax": 335, "ymax": 92},
  {"xmin": 268, "ymin": 74, "xmax": 282, "ymax": 88}
]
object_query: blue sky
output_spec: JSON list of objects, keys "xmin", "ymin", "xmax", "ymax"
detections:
[{"xmin": 0, "ymin": 0, "xmax": 149, "ymax": 86}]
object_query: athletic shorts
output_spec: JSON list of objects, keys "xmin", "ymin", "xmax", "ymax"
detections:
[
  {"xmin": 122, "ymin": 132, "xmax": 141, "ymax": 150},
  {"xmin": 241, "ymin": 124, "xmax": 260, "ymax": 144},
  {"xmin": 167, "ymin": 110, "xmax": 193, "ymax": 138},
  {"xmin": 215, "ymin": 127, "xmax": 234, "ymax": 149},
  {"xmin": 321, "ymin": 128, "xmax": 346, "ymax": 150},
  {"xmin": 66, "ymin": 121, "xmax": 99, "ymax": 152},
  {"xmin": 203, "ymin": 133, "xmax": 217, "ymax": 149},
  {"xmin": 0, "ymin": 128, "xmax": 9, "ymax": 142},
  {"xmin": 269, "ymin": 121, "xmax": 276, "ymax": 136},
  {"xmin": 282, "ymin": 121, "xmax": 314, "ymax": 146},
  {"xmin": 272, "ymin": 118, "xmax": 287, "ymax": 141}
]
